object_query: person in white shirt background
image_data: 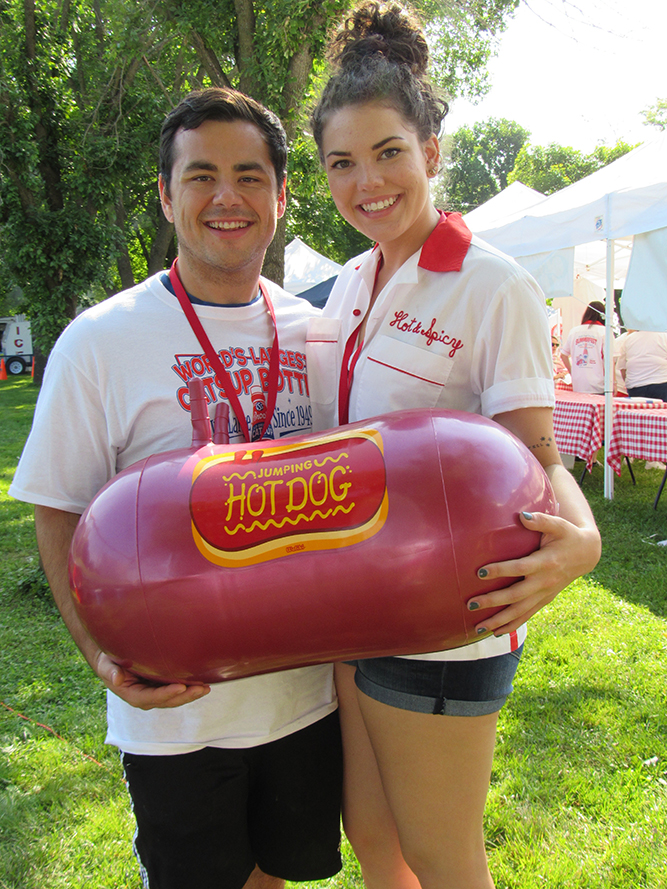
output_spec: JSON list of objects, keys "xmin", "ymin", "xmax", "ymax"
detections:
[
  {"xmin": 560, "ymin": 300, "xmax": 611, "ymax": 395},
  {"xmin": 616, "ymin": 328, "xmax": 667, "ymax": 468}
]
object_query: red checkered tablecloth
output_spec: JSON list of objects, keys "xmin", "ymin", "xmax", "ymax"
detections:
[
  {"xmin": 553, "ymin": 392, "xmax": 667, "ymax": 471},
  {"xmin": 606, "ymin": 410, "xmax": 667, "ymax": 475},
  {"xmin": 553, "ymin": 393, "xmax": 603, "ymax": 469}
]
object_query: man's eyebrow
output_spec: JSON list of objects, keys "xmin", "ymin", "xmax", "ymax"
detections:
[
  {"xmin": 182, "ymin": 161, "xmax": 218, "ymax": 174},
  {"xmin": 234, "ymin": 162, "xmax": 268, "ymax": 174},
  {"xmin": 180, "ymin": 161, "xmax": 269, "ymax": 175}
]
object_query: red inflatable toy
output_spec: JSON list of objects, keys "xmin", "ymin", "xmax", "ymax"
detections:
[{"xmin": 68, "ymin": 380, "xmax": 558, "ymax": 684}]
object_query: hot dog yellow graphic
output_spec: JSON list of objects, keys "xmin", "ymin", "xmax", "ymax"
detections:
[{"xmin": 190, "ymin": 429, "xmax": 388, "ymax": 565}]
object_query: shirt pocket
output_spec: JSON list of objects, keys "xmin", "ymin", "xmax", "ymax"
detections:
[
  {"xmin": 354, "ymin": 335, "xmax": 455, "ymax": 418},
  {"xmin": 306, "ymin": 317, "xmax": 343, "ymax": 431}
]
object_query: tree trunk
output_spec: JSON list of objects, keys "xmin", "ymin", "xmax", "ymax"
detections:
[
  {"xmin": 233, "ymin": 0, "xmax": 259, "ymax": 97},
  {"xmin": 32, "ymin": 346, "xmax": 47, "ymax": 387},
  {"xmin": 115, "ymin": 195, "xmax": 136, "ymax": 290},
  {"xmin": 148, "ymin": 212, "xmax": 175, "ymax": 275},
  {"xmin": 262, "ymin": 218, "xmax": 286, "ymax": 287}
]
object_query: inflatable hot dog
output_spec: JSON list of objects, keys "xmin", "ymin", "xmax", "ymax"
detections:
[{"xmin": 68, "ymin": 381, "xmax": 558, "ymax": 684}]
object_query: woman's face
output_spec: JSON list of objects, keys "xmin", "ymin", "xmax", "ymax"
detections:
[{"xmin": 321, "ymin": 102, "xmax": 440, "ymax": 259}]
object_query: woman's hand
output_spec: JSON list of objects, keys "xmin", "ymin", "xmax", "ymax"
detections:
[
  {"xmin": 467, "ymin": 508, "xmax": 601, "ymax": 637},
  {"xmin": 473, "ymin": 408, "xmax": 602, "ymax": 637}
]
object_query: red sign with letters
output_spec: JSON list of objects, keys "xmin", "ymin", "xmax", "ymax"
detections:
[{"xmin": 189, "ymin": 429, "xmax": 388, "ymax": 566}]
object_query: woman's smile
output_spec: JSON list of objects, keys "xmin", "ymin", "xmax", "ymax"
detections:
[{"xmin": 322, "ymin": 102, "xmax": 440, "ymax": 268}]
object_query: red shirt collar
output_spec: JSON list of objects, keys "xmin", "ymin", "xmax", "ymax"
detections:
[
  {"xmin": 358, "ymin": 211, "xmax": 473, "ymax": 273},
  {"xmin": 418, "ymin": 211, "xmax": 472, "ymax": 272}
]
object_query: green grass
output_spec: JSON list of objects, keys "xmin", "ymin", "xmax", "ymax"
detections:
[{"xmin": 1, "ymin": 376, "xmax": 666, "ymax": 888}]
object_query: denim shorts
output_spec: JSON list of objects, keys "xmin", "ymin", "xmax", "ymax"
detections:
[{"xmin": 350, "ymin": 646, "xmax": 524, "ymax": 716}]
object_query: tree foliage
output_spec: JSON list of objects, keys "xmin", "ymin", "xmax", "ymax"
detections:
[
  {"xmin": 0, "ymin": 0, "xmax": 187, "ymax": 366},
  {"xmin": 508, "ymin": 139, "xmax": 636, "ymax": 195},
  {"xmin": 420, "ymin": 0, "xmax": 519, "ymax": 101},
  {"xmin": 443, "ymin": 117, "xmax": 530, "ymax": 212},
  {"xmin": 0, "ymin": 0, "xmax": 519, "ymax": 368},
  {"xmin": 642, "ymin": 97, "xmax": 667, "ymax": 131}
]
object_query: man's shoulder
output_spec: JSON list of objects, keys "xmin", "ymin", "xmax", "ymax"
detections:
[
  {"xmin": 85, "ymin": 273, "xmax": 167, "ymax": 317},
  {"xmin": 260, "ymin": 276, "xmax": 321, "ymax": 318},
  {"xmin": 51, "ymin": 274, "xmax": 171, "ymax": 357}
]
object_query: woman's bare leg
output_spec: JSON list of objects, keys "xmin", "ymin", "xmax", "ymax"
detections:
[
  {"xmin": 358, "ymin": 689, "xmax": 498, "ymax": 889},
  {"xmin": 335, "ymin": 663, "xmax": 421, "ymax": 889}
]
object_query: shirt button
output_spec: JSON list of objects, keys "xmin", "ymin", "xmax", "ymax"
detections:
[{"xmin": 353, "ymin": 309, "xmax": 361, "ymax": 316}]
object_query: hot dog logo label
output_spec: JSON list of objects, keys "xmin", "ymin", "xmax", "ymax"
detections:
[{"xmin": 189, "ymin": 428, "xmax": 388, "ymax": 566}]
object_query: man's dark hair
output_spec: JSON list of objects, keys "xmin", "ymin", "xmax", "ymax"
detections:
[{"xmin": 160, "ymin": 88, "xmax": 288, "ymax": 194}]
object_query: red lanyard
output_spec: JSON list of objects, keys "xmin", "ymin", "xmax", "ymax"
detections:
[
  {"xmin": 169, "ymin": 258, "xmax": 280, "ymax": 443},
  {"xmin": 338, "ymin": 322, "xmax": 364, "ymax": 426},
  {"xmin": 338, "ymin": 255, "xmax": 385, "ymax": 425}
]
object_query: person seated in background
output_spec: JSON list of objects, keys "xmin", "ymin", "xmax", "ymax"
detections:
[
  {"xmin": 613, "ymin": 329, "xmax": 629, "ymax": 396},
  {"xmin": 616, "ymin": 329, "xmax": 667, "ymax": 401},
  {"xmin": 616, "ymin": 329, "xmax": 667, "ymax": 469},
  {"xmin": 560, "ymin": 301, "xmax": 612, "ymax": 395},
  {"xmin": 552, "ymin": 334, "xmax": 571, "ymax": 387}
]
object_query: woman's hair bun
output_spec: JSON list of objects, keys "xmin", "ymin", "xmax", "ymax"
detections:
[
  {"xmin": 330, "ymin": 2, "xmax": 430, "ymax": 76},
  {"xmin": 311, "ymin": 0, "xmax": 447, "ymax": 154}
]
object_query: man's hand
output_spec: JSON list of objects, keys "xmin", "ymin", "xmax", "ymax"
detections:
[
  {"xmin": 95, "ymin": 651, "xmax": 211, "ymax": 709},
  {"xmin": 35, "ymin": 505, "xmax": 211, "ymax": 711}
]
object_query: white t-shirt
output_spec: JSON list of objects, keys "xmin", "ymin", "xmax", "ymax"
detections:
[
  {"xmin": 306, "ymin": 212, "xmax": 555, "ymax": 662},
  {"xmin": 615, "ymin": 330, "xmax": 667, "ymax": 389},
  {"xmin": 560, "ymin": 323, "xmax": 607, "ymax": 394},
  {"xmin": 10, "ymin": 273, "xmax": 336, "ymax": 754}
]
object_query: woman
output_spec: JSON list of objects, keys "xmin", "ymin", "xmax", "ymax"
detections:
[
  {"xmin": 560, "ymin": 300, "xmax": 609, "ymax": 394},
  {"xmin": 306, "ymin": 4, "xmax": 601, "ymax": 888}
]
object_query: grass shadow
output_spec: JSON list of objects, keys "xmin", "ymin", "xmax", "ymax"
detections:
[{"xmin": 573, "ymin": 460, "xmax": 667, "ymax": 618}]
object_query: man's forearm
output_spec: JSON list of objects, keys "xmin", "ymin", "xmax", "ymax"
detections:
[{"xmin": 34, "ymin": 505, "xmax": 102, "ymax": 671}]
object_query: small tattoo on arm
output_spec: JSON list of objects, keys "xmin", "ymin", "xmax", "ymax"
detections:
[{"xmin": 528, "ymin": 436, "xmax": 553, "ymax": 451}]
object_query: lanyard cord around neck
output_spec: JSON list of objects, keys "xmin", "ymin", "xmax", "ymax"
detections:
[
  {"xmin": 338, "ymin": 253, "xmax": 386, "ymax": 425},
  {"xmin": 338, "ymin": 322, "xmax": 364, "ymax": 426},
  {"xmin": 169, "ymin": 258, "xmax": 280, "ymax": 443}
]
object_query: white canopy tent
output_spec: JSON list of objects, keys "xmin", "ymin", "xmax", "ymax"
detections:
[
  {"xmin": 284, "ymin": 237, "xmax": 342, "ymax": 295},
  {"xmin": 464, "ymin": 185, "xmax": 630, "ymax": 343},
  {"xmin": 465, "ymin": 191, "xmax": 634, "ymax": 339},
  {"xmin": 466, "ymin": 132, "xmax": 667, "ymax": 498},
  {"xmin": 463, "ymin": 181, "xmax": 545, "ymax": 230}
]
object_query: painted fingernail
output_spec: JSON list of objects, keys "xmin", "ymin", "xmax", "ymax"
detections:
[
  {"xmin": 477, "ymin": 568, "xmax": 489, "ymax": 578},
  {"xmin": 468, "ymin": 601, "xmax": 480, "ymax": 611},
  {"xmin": 476, "ymin": 627, "xmax": 488, "ymax": 635},
  {"xmin": 522, "ymin": 511, "xmax": 534, "ymax": 521}
]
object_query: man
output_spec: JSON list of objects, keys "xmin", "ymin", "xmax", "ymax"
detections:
[{"xmin": 9, "ymin": 88, "xmax": 342, "ymax": 889}]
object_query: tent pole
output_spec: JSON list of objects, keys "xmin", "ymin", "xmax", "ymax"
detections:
[{"xmin": 604, "ymin": 238, "xmax": 615, "ymax": 499}]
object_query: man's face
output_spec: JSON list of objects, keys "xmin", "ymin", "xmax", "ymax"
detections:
[{"xmin": 159, "ymin": 118, "xmax": 286, "ymax": 295}]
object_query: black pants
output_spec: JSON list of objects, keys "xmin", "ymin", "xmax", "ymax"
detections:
[
  {"xmin": 628, "ymin": 381, "xmax": 667, "ymax": 401},
  {"xmin": 122, "ymin": 711, "xmax": 343, "ymax": 889}
]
